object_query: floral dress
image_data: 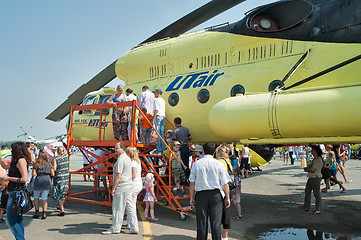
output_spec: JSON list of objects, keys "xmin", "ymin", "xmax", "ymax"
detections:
[
  {"xmin": 53, "ymin": 155, "xmax": 69, "ymax": 200},
  {"xmin": 111, "ymin": 94, "xmax": 128, "ymax": 141}
]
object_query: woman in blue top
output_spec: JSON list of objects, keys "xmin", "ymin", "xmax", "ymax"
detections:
[
  {"xmin": 0, "ymin": 142, "xmax": 31, "ymax": 240},
  {"xmin": 107, "ymin": 85, "xmax": 128, "ymax": 141}
]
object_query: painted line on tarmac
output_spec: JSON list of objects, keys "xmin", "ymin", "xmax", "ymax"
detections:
[{"xmin": 137, "ymin": 204, "xmax": 153, "ymax": 240}]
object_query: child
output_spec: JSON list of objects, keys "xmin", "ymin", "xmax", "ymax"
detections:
[
  {"xmin": 32, "ymin": 150, "xmax": 55, "ymax": 219},
  {"xmin": 162, "ymin": 141, "xmax": 186, "ymax": 197},
  {"xmin": 143, "ymin": 173, "xmax": 159, "ymax": 221},
  {"xmin": 140, "ymin": 107, "xmax": 153, "ymax": 144},
  {"xmin": 232, "ymin": 167, "xmax": 242, "ymax": 220}
]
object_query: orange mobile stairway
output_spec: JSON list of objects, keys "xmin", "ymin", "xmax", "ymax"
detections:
[{"xmin": 65, "ymin": 100, "xmax": 193, "ymax": 220}]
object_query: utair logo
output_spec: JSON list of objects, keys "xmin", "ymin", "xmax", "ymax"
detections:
[{"xmin": 165, "ymin": 70, "xmax": 224, "ymax": 92}]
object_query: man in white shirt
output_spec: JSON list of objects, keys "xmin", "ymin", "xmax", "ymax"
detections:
[
  {"xmin": 189, "ymin": 143, "xmax": 231, "ymax": 240},
  {"xmin": 139, "ymin": 86, "xmax": 154, "ymax": 116},
  {"xmin": 152, "ymin": 88, "xmax": 166, "ymax": 154},
  {"xmin": 102, "ymin": 142, "xmax": 132, "ymax": 234}
]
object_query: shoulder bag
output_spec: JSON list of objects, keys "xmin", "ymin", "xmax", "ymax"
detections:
[
  {"xmin": 11, "ymin": 179, "xmax": 33, "ymax": 216},
  {"xmin": 222, "ymin": 158, "xmax": 236, "ymax": 190}
]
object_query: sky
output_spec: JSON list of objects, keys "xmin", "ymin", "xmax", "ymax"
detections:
[{"xmin": 0, "ymin": 0, "xmax": 274, "ymax": 141}]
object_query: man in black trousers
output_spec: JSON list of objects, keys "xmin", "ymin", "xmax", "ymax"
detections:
[{"xmin": 189, "ymin": 143, "xmax": 231, "ymax": 240}]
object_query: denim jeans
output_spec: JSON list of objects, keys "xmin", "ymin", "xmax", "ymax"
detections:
[
  {"xmin": 6, "ymin": 191, "xmax": 25, "ymax": 240},
  {"xmin": 154, "ymin": 115, "xmax": 166, "ymax": 153}
]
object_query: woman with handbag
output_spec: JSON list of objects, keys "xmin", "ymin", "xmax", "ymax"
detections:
[
  {"xmin": 0, "ymin": 142, "xmax": 31, "ymax": 240},
  {"xmin": 32, "ymin": 150, "xmax": 55, "ymax": 219},
  {"xmin": 298, "ymin": 145, "xmax": 323, "ymax": 214}
]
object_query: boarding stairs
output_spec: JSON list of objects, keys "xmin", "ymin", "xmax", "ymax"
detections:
[{"xmin": 65, "ymin": 100, "xmax": 192, "ymax": 219}]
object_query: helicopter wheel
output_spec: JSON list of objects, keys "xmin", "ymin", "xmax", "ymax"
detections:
[{"xmin": 163, "ymin": 200, "xmax": 169, "ymax": 206}]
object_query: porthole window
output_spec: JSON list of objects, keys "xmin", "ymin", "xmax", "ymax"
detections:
[
  {"xmin": 268, "ymin": 80, "xmax": 284, "ymax": 91},
  {"xmin": 197, "ymin": 89, "xmax": 210, "ymax": 104},
  {"xmin": 230, "ymin": 85, "xmax": 245, "ymax": 97},
  {"xmin": 168, "ymin": 92, "xmax": 179, "ymax": 107}
]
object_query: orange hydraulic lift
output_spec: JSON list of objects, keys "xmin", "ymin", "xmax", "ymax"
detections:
[{"xmin": 66, "ymin": 100, "xmax": 192, "ymax": 219}]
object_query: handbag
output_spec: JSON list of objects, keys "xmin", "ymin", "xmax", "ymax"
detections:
[
  {"xmin": 11, "ymin": 179, "xmax": 33, "ymax": 216},
  {"xmin": 321, "ymin": 167, "xmax": 331, "ymax": 179},
  {"xmin": 222, "ymin": 158, "xmax": 236, "ymax": 190}
]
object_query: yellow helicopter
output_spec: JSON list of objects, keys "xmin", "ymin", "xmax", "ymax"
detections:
[{"xmin": 47, "ymin": 0, "xmax": 361, "ymax": 162}]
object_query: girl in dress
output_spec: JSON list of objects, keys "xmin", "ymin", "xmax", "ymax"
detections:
[
  {"xmin": 32, "ymin": 151, "xmax": 54, "ymax": 219},
  {"xmin": 143, "ymin": 173, "xmax": 159, "ymax": 221}
]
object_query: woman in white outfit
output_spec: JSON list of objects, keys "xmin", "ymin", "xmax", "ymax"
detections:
[
  {"xmin": 126, "ymin": 146, "xmax": 143, "ymax": 233},
  {"xmin": 240, "ymin": 145, "xmax": 250, "ymax": 178}
]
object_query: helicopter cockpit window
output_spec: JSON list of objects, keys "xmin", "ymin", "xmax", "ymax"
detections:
[
  {"xmin": 82, "ymin": 95, "xmax": 95, "ymax": 105},
  {"xmin": 168, "ymin": 92, "xmax": 179, "ymax": 107},
  {"xmin": 248, "ymin": 0, "xmax": 312, "ymax": 32},
  {"xmin": 268, "ymin": 80, "xmax": 284, "ymax": 92},
  {"xmin": 197, "ymin": 89, "xmax": 210, "ymax": 104},
  {"xmin": 80, "ymin": 95, "xmax": 96, "ymax": 115},
  {"xmin": 230, "ymin": 85, "xmax": 245, "ymax": 97},
  {"xmin": 95, "ymin": 95, "xmax": 112, "ymax": 116}
]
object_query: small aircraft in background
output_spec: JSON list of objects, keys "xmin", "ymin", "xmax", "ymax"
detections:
[{"xmin": 47, "ymin": 0, "xmax": 361, "ymax": 163}]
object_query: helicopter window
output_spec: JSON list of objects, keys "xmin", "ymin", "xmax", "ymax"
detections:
[
  {"xmin": 197, "ymin": 89, "xmax": 210, "ymax": 104},
  {"xmin": 268, "ymin": 80, "xmax": 284, "ymax": 92},
  {"xmin": 218, "ymin": 54, "xmax": 220, "ymax": 65},
  {"xmin": 82, "ymin": 95, "xmax": 95, "ymax": 105},
  {"xmin": 225, "ymin": 52, "xmax": 228, "ymax": 64},
  {"xmin": 95, "ymin": 95, "xmax": 111, "ymax": 115},
  {"xmin": 230, "ymin": 85, "xmax": 245, "ymax": 97},
  {"xmin": 168, "ymin": 92, "xmax": 179, "ymax": 107},
  {"xmin": 189, "ymin": 63, "xmax": 193, "ymax": 69},
  {"xmin": 81, "ymin": 95, "xmax": 96, "ymax": 115}
]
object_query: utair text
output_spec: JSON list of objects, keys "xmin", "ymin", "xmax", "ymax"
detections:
[{"xmin": 165, "ymin": 70, "xmax": 224, "ymax": 92}]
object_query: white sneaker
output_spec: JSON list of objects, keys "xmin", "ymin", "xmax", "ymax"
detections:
[
  {"xmin": 101, "ymin": 229, "xmax": 119, "ymax": 235},
  {"xmin": 221, "ymin": 238, "xmax": 228, "ymax": 240}
]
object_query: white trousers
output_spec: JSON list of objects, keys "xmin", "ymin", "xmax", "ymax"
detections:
[
  {"xmin": 111, "ymin": 184, "xmax": 132, "ymax": 233},
  {"xmin": 126, "ymin": 181, "xmax": 143, "ymax": 232}
]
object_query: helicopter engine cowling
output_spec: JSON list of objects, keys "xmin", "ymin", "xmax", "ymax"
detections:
[{"xmin": 208, "ymin": 85, "xmax": 361, "ymax": 142}]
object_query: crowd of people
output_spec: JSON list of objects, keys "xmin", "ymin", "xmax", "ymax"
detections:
[
  {"xmin": 106, "ymin": 85, "xmax": 167, "ymax": 154},
  {"xmin": 0, "ymin": 142, "xmax": 69, "ymax": 240},
  {"xmin": 0, "ymin": 84, "xmax": 358, "ymax": 239}
]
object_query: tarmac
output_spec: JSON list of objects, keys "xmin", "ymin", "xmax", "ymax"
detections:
[{"xmin": 1, "ymin": 152, "xmax": 361, "ymax": 240}]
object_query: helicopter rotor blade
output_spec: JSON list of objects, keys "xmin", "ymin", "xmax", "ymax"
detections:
[
  {"xmin": 46, "ymin": 0, "xmax": 246, "ymax": 122},
  {"xmin": 140, "ymin": 0, "xmax": 246, "ymax": 44},
  {"xmin": 46, "ymin": 61, "xmax": 116, "ymax": 122}
]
